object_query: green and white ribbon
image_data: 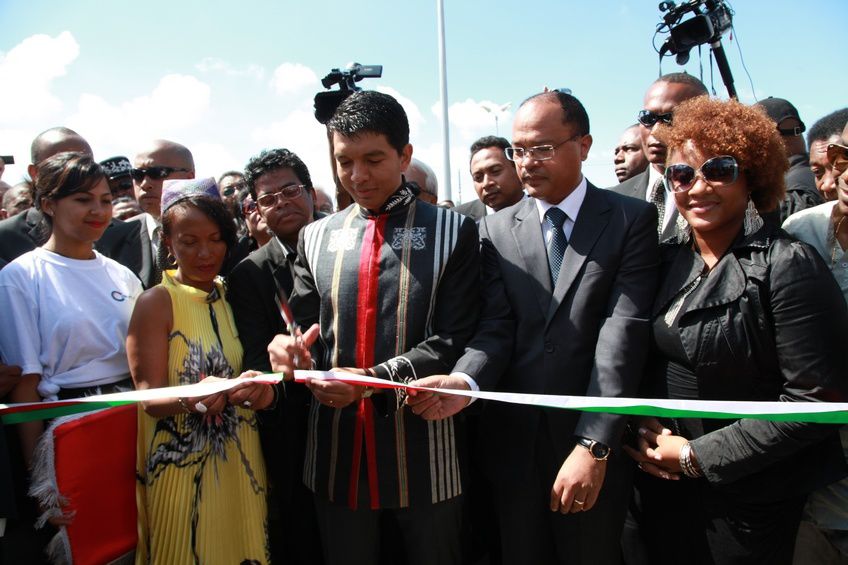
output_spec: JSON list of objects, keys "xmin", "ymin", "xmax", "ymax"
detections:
[{"xmin": 2, "ymin": 370, "xmax": 848, "ymax": 424}]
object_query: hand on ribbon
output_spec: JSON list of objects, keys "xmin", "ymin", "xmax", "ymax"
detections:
[
  {"xmin": 306, "ymin": 367, "xmax": 370, "ymax": 408},
  {"xmin": 227, "ymin": 370, "xmax": 275, "ymax": 410},
  {"xmin": 268, "ymin": 323, "xmax": 320, "ymax": 380},
  {"xmin": 405, "ymin": 374, "xmax": 471, "ymax": 420}
]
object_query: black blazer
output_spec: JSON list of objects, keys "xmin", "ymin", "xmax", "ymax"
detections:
[
  {"xmin": 0, "ymin": 208, "xmax": 143, "ymax": 279},
  {"xmin": 226, "ymin": 238, "xmax": 308, "ymax": 504},
  {"xmin": 648, "ymin": 224, "xmax": 848, "ymax": 500},
  {"xmin": 454, "ymin": 186, "xmax": 660, "ymax": 471},
  {"xmin": 609, "ymin": 168, "xmax": 679, "ymax": 242}
]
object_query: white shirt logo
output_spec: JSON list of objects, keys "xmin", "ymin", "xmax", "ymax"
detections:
[
  {"xmin": 391, "ymin": 227, "xmax": 427, "ymax": 251},
  {"xmin": 327, "ymin": 228, "xmax": 359, "ymax": 252}
]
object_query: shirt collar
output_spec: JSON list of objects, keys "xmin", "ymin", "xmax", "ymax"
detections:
[
  {"xmin": 534, "ymin": 176, "xmax": 587, "ymax": 224},
  {"xmin": 648, "ymin": 164, "xmax": 665, "ymax": 191}
]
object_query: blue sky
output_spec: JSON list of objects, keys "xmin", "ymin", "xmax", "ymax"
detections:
[{"xmin": 1, "ymin": 0, "xmax": 845, "ymax": 203}]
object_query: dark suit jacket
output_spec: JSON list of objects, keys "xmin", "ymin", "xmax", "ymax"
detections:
[
  {"xmin": 124, "ymin": 213, "xmax": 158, "ymax": 288},
  {"xmin": 226, "ymin": 238, "xmax": 309, "ymax": 504},
  {"xmin": 0, "ymin": 208, "xmax": 143, "ymax": 279},
  {"xmin": 454, "ymin": 198, "xmax": 486, "ymax": 221},
  {"xmin": 454, "ymin": 185, "xmax": 659, "ymax": 477},
  {"xmin": 609, "ymin": 168, "xmax": 678, "ymax": 241}
]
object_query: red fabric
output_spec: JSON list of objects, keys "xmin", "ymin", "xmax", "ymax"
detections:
[
  {"xmin": 348, "ymin": 215, "xmax": 385, "ymax": 510},
  {"xmin": 52, "ymin": 405, "xmax": 138, "ymax": 564}
]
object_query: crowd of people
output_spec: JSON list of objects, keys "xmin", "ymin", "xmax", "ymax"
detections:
[{"xmin": 0, "ymin": 72, "xmax": 847, "ymax": 565}]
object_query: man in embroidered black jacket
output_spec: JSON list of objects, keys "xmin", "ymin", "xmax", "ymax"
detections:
[{"xmin": 268, "ymin": 90, "xmax": 480, "ymax": 565}]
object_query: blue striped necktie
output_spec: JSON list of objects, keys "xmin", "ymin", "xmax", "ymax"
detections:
[{"xmin": 545, "ymin": 207, "xmax": 568, "ymax": 285}]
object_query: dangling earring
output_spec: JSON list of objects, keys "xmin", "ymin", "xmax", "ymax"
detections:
[
  {"xmin": 675, "ymin": 213, "xmax": 691, "ymax": 241},
  {"xmin": 743, "ymin": 195, "xmax": 763, "ymax": 236},
  {"xmin": 166, "ymin": 250, "xmax": 176, "ymax": 265}
]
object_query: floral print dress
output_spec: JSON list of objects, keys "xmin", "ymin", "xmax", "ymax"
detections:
[{"xmin": 135, "ymin": 271, "xmax": 269, "ymax": 564}]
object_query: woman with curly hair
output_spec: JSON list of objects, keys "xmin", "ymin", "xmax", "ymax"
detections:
[
  {"xmin": 128, "ymin": 178, "xmax": 273, "ymax": 564},
  {"xmin": 624, "ymin": 97, "xmax": 848, "ymax": 563}
]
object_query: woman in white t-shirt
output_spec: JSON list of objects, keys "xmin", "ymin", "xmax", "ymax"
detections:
[{"xmin": 0, "ymin": 152, "xmax": 142, "ymax": 466}]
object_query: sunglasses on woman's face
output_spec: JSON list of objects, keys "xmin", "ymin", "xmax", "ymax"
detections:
[
  {"xmin": 664, "ymin": 155, "xmax": 739, "ymax": 193},
  {"xmin": 827, "ymin": 143, "xmax": 848, "ymax": 175}
]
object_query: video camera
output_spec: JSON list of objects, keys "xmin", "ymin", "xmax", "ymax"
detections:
[
  {"xmin": 313, "ymin": 63, "xmax": 383, "ymax": 124},
  {"xmin": 656, "ymin": 0, "xmax": 737, "ymax": 98}
]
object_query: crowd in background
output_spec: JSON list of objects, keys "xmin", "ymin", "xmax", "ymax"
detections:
[{"xmin": 0, "ymin": 72, "xmax": 847, "ymax": 565}]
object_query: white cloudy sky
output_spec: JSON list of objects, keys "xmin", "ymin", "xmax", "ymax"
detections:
[{"xmin": 1, "ymin": 1, "xmax": 845, "ymax": 204}]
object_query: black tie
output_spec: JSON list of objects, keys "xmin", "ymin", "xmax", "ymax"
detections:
[{"xmin": 545, "ymin": 207, "xmax": 568, "ymax": 285}]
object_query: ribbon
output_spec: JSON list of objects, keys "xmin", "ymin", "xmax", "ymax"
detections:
[{"xmin": 3, "ymin": 370, "xmax": 848, "ymax": 425}]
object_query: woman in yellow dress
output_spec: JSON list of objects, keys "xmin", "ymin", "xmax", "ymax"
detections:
[{"xmin": 128, "ymin": 178, "xmax": 275, "ymax": 564}]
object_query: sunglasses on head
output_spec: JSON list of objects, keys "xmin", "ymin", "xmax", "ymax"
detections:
[
  {"xmin": 827, "ymin": 143, "xmax": 848, "ymax": 175},
  {"xmin": 638, "ymin": 109, "xmax": 674, "ymax": 128},
  {"xmin": 130, "ymin": 166, "xmax": 191, "ymax": 182},
  {"xmin": 664, "ymin": 155, "xmax": 739, "ymax": 193}
]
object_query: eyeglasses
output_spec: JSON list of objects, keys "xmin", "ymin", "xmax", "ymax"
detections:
[
  {"xmin": 665, "ymin": 155, "xmax": 739, "ymax": 193},
  {"xmin": 111, "ymin": 179, "xmax": 133, "ymax": 194},
  {"xmin": 637, "ymin": 110, "xmax": 674, "ymax": 128},
  {"xmin": 827, "ymin": 143, "xmax": 848, "ymax": 175},
  {"xmin": 130, "ymin": 166, "xmax": 191, "ymax": 182},
  {"xmin": 505, "ymin": 135, "xmax": 581, "ymax": 162},
  {"xmin": 255, "ymin": 184, "xmax": 306, "ymax": 207}
]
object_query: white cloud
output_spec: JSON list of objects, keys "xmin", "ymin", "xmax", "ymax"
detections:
[
  {"xmin": 191, "ymin": 142, "xmax": 239, "ymax": 179},
  {"xmin": 432, "ymin": 98, "xmax": 513, "ymax": 140},
  {"xmin": 271, "ymin": 63, "xmax": 319, "ymax": 95},
  {"xmin": 0, "ymin": 31, "xmax": 80, "ymax": 124},
  {"xmin": 250, "ymin": 105, "xmax": 336, "ymax": 191},
  {"xmin": 68, "ymin": 74, "xmax": 212, "ymax": 150},
  {"xmin": 195, "ymin": 57, "xmax": 265, "ymax": 81},
  {"xmin": 377, "ymin": 86, "xmax": 425, "ymax": 140}
]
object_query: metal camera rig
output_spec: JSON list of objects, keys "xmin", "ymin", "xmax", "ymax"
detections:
[
  {"xmin": 656, "ymin": 0, "xmax": 737, "ymax": 98},
  {"xmin": 313, "ymin": 62, "xmax": 383, "ymax": 124}
]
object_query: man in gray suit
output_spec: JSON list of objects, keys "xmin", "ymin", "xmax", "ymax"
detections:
[
  {"xmin": 408, "ymin": 91, "xmax": 659, "ymax": 565},
  {"xmin": 610, "ymin": 73, "xmax": 707, "ymax": 241}
]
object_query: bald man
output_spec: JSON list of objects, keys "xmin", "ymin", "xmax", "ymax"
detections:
[
  {"xmin": 125, "ymin": 140, "xmax": 195, "ymax": 287},
  {"xmin": 613, "ymin": 124, "xmax": 649, "ymax": 183},
  {"xmin": 0, "ymin": 127, "xmax": 141, "ymax": 271},
  {"xmin": 405, "ymin": 158, "xmax": 439, "ymax": 204}
]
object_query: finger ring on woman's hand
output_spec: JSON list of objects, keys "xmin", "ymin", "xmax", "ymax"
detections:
[
  {"xmin": 574, "ymin": 499, "xmax": 585, "ymax": 506},
  {"xmin": 195, "ymin": 401, "xmax": 208, "ymax": 413},
  {"xmin": 243, "ymin": 400, "xmax": 252, "ymax": 408}
]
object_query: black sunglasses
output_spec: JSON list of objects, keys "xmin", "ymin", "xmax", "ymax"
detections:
[
  {"xmin": 665, "ymin": 156, "xmax": 739, "ymax": 193},
  {"xmin": 111, "ymin": 179, "xmax": 134, "ymax": 193},
  {"xmin": 130, "ymin": 166, "xmax": 191, "ymax": 182},
  {"xmin": 638, "ymin": 110, "xmax": 674, "ymax": 128}
]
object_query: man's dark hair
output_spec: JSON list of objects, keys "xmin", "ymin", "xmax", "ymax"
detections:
[
  {"xmin": 656, "ymin": 72, "xmax": 709, "ymax": 96},
  {"xmin": 31, "ymin": 127, "xmax": 87, "ymax": 164},
  {"xmin": 521, "ymin": 91, "xmax": 590, "ymax": 136},
  {"xmin": 158, "ymin": 195, "xmax": 238, "ymax": 270},
  {"xmin": 807, "ymin": 108, "xmax": 848, "ymax": 146},
  {"xmin": 243, "ymin": 148, "xmax": 313, "ymax": 199},
  {"xmin": 470, "ymin": 136, "xmax": 510, "ymax": 161},
  {"xmin": 218, "ymin": 170, "xmax": 244, "ymax": 184},
  {"xmin": 327, "ymin": 91, "xmax": 409, "ymax": 154}
]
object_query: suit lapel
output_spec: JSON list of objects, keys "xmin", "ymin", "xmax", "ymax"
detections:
[
  {"xmin": 25, "ymin": 208, "xmax": 45, "ymax": 246},
  {"xmin": 511, "ymin": 199, "xmax": 552, "ymax": 315},
  {"xmin": 545, "ymin": 185, "xmax": 611, "ymax": 328},
  {"xmin": 267, "ymin": 239, "xmax": 295, "ymax": 298},
  {"xmin": 137, "ymin": 218, "xmax": 154, "ymax": 287}
]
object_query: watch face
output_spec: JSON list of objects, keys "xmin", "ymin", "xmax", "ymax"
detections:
[{"xmin": 590, "ymin": 442, "xmax": 610, "ymax": 460}]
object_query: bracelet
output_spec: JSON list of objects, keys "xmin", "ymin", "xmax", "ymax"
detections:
[
  {"xmin": 177, "ymin": 397, "xmax": 192, "ymax": 414},
  {"xmin": 679, "ymin": 442, "xmax": 703, "ymax": 478}
]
